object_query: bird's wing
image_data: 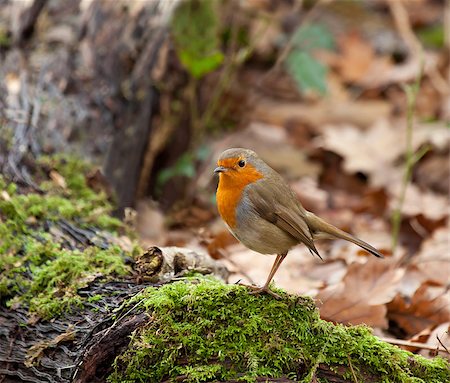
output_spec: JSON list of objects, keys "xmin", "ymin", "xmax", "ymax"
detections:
[{"xmin": 245, "ymin": 179, "xmax": 322, "ymax": 259}]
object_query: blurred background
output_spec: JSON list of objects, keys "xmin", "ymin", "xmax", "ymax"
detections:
[{"xmin": 0, "ymin": 0, "xmax": 449, "ymax": 355}]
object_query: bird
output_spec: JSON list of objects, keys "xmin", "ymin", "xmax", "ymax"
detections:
[{"xmin": 214, "ymin": 148, "xmax": 383, "ymax": 298}]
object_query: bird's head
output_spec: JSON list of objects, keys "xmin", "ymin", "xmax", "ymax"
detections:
[{"xmin": 214, "ymin": 148, "xmax": 265, "ymax": 187}]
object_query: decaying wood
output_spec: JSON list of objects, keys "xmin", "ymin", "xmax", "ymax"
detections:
[
  {"xmin": 135, "ymin": 246, "xmax": 229, "ymax": 283},
  {"xmin": 73, "ymin": 312, "xmax": 149, "ymax": 383},
  {"xmin": 0, "ymin": 276, "xmax": 154, "ymax": 383}
]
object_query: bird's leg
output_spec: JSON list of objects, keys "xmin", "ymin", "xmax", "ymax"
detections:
[{"xmin": 243, "ymin": 252, "xmax": 288, "ymax": 299}]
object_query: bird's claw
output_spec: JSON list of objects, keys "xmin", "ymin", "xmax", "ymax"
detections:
[{"xmin": 239, "ymin": 282, "xmax": 281, "ymax": 299}]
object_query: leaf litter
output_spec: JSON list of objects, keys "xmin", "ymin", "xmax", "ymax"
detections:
[{"xmin": 4, "ymin": 0, "xmax": 445, "ymax": 362}]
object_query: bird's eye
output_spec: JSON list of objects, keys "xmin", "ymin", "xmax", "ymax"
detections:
[{"xmin": 238, "ymin": 160, "xmax": 246, "ymax": 168}]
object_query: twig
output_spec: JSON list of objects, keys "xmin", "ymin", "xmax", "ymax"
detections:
[
  {"xmin": 387, "ymin": 0, "xmax": 422, "ymax": 54},
  {"xmin": 437, "ymin": 334, "xmax": 450, "ymax": 354},
  {"xmin": 347, "ymin": 354, "xmax": 359, "ymax": 383},
  {"xmin": 380, "ymin": 337, "xmax": 450, "ymax": 355}
]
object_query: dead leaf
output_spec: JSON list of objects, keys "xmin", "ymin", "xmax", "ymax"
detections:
[
  {"xmin": 411, "ymin": 226, "xmax": 450, "ymax": 286},
  {"xmin": 316, "ymin": 278, "xmax": 387, "ymax": 327},
  {"xmin": 1, "ymin": 190, "xmax": 11, "ymax": 201},
  {"xmin": 388, "ymin": 183, "xmax": 449, "ymax": 221},
  {"xmin": 307, "ymin": 260, "xmax": 347, "ymax": 287},
  {"xmin": 335, "ymin": 32, "xmax": 375, "ymax": 83},
  {"xmin": 290, "ymin": 177, "xmax": 329, "ymax": 213},
  {"xmin": 321, "ymin": 119, "xmax": 405, "ymax": 179},
  {"xmin": 357, "ymin": 51, "xmax": 441, "ymax": 90},
  {"xmin": 49, "ymin": 170, "xmax": 67, "ymax": 189},
  {"xmin": 387, "ymin": 284, "xmax": 450, "ymax": 336},
  {"xmin": 316, "ymin": 258, "xmax": 405, "ymax": 327},
  {"xmin": 415, "ymin": 152, "xmax": 450, "ymax": 195},
  {"xmin": 321, "ymin": 119, "xmax": 450, "ymax": 221},
  {"xmin": 200, "ymin": 229, "xmax": 237, "ymax": 260},
  {"xmin": 322, "ymin": 119, "xmax": 449, "ymax": 182},
  {"xmin": 251, "ymin": 97, "xmax": 391, "ymax": 130}
]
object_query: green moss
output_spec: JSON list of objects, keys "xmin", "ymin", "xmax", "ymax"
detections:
[
  {"xmin": 0, "ymin": 156, "xmax": 133, "ymax": 318},
  {"xmin": 109, "ymin": 278, "xmax": 450, "ymax": 383}
]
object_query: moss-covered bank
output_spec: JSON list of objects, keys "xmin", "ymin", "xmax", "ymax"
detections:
[
  {"xmin": 0, "ymin": 156, "xmax": 137, "ymax": 319},
  {"xmin": 109, "ymin": 277, "xmax": 449, "ymax": 383}
]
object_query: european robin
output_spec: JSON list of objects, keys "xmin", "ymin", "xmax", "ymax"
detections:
[{"xmin": 215, "ymin": 148, "xmax": 383, "ymax": 298}]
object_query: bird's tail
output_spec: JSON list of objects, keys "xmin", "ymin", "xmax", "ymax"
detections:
[{"xmin": 305, "ymin": 212, "xmax": 384, "ymax": 258}]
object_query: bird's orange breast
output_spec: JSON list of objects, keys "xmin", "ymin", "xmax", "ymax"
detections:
[{"xmin": 216, "ymin": 164, "xmax": 263, "ymax": 228}]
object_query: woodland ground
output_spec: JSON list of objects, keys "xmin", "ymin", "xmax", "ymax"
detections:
[{"xmin": 0, "ymin": 0, "xmax": 449, "ymax": 381}]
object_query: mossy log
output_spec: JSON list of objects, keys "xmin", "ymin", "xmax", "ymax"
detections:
[
  {"xmin": 96, "ymin": 279, "xmax": 450, "ymax": 383},
  {"xmin": 2, "ymin": 277, "xmax": 449, "ymax": 383}
]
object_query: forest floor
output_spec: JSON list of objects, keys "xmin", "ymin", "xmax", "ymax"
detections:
[{"xmin": 0, "ymin": 0, "xmax": 449, "ymax": 367}]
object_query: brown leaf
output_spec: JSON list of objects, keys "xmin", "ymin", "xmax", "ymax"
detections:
[
  {"xmin": 412, "ymin": 226, "xmax": 450, "ymax": 286},
  {"xmin": 317, "ymin": 258, "xmax": 404, "ymax": 327},
  {"xmin": 388, "ymin": 183, "xmax": 449, "ymax": 221},
  {"xmin": 415, "ymin": 152, "xmax": 450, "ymax": 195},
  {"xmin": 49, "ymin": 170, "xmax": 67, "ymax": 189},
  {"xmin": 321, "ymin": 119, "xmax": 449, "ymax": 188},
  {"xmin": 251, "ymin": 98, "xmax": 391, "ymax": 131},
  {"xmin": 290, "ymin": 177, "xmax": 329, "ymax": 213},
  {"xmin": 335, "ymin": 32, "xmax": 375, "ymax": 83},
  {"xmin": 321, "ymin": 119, "xmax": 405, "ymax": 179},
  {"xmin": 360, "ymin": 53, "xmax": 440, "ymax": 89},
  {"xmin": 387, "ymin": 284, "xmax": 450, "ymax": 336},
  {"xmin": 205, "ymin": 229, "xmax": 237, "ymax": 260}
]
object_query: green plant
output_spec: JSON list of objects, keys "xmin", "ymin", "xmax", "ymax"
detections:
[
  {"xmin": 0, "ymin": 156, "xmax": 136, "ymax": 319},
  {"xmin": 171, "ymin": 0, "xmax": 224, "ymax": 79},
  {"xmin": 285, "ymin": 23, "xmax": 334, "ymax": 94},
  {"xmin": 170, "ymin": 0, "xmax": 255, "ymax": 141},
  {"xmin": 391, "ymin": 62, "xmax": 428, "ymax": 252},
  {"xmin": 156, "ymin": 145, "xmax": 210, "ymax": 190}
]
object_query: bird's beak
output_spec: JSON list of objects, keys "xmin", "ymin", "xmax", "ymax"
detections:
[{"xmin": 214, "ymin": 166, "xmax": 227, "ymax": 174}]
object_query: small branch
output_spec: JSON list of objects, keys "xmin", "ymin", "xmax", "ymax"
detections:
[
  {"xmin": 387, "ymin": 0, "xmax": 422, "ymax": 55},
  {"xmin": 380, "ymin": 337, "xmax": 450, "ymax": 355},
  {"xmin": 437, "ymin": 334, "xmax": 450, "ymax": 354},
  {"xmin": 347, "ymin": 354, "xmax": 359, "ymax": 383}
]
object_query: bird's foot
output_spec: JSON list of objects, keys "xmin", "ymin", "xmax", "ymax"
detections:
[{"xmin": 239, "ymin": 283, "xmax": 281, "ymax": 299}]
